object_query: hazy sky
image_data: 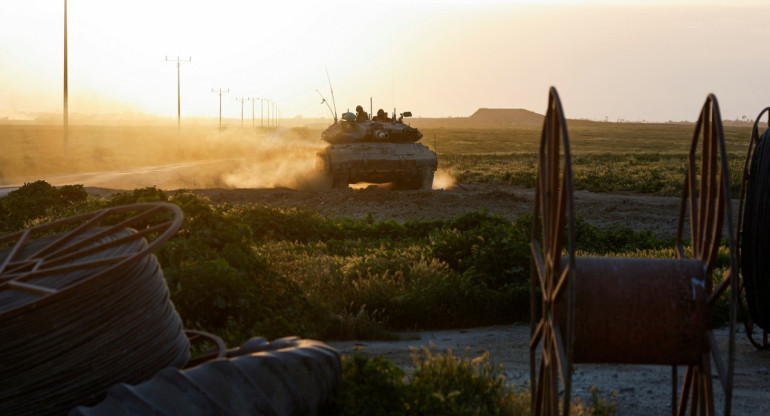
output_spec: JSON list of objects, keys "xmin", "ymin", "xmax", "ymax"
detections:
[{"xmin": 1, "ymin": 0, "xmax": 769, "ymax": 122}]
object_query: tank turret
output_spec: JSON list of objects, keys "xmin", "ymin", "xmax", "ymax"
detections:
[
  {"xmin": 321, "ymin": 111, "xmax": 423, "ymax": 144},
  {"xmin": 318, "ymin": 110, "xmax": 437, "ymax": 190}
]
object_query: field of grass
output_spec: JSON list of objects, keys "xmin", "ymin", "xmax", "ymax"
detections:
[
  {"xmin": 1, "ymin": 120, "xmax": 754, "ymax": 195},
  {"xmin": 416, "ymin": 121, "xmax": 752, "ymax": 196}
]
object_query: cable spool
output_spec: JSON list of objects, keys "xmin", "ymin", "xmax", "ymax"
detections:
[
  {"xmin": 739, "ymin": 109, "xmax": 770, "ymax": 348},
  {"xmin": 0, "ymin": 203, "xmax": 187, "ymax": 415},
  {"xmin": 530, "ymin": 89, "xmax": 737, "ymax": 415}
]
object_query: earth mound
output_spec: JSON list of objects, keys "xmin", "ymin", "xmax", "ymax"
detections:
[{"xmin": 468, "ymin": 108, "xmax": 544, "ymax": 126}]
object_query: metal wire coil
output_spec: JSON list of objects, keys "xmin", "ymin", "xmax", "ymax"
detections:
[{"xmin": 0, "ymin": 203, "xmax": 188, "ymax": 415}]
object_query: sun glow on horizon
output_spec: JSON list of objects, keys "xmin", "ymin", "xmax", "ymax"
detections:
[{"xmin": 1, "ymin": 0, "xmax": 769, "ymax": 122}]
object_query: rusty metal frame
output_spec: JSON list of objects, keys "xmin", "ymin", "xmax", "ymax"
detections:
[
  {"xmin": 530, "ymin": 90, "xmax": 737, "ymax": 416},
  {"xmin": 530, "ymin": 86, "xmax": 576, "ymax": 416},
  {"xmin": 673, "ymin": 94, "xmax": 737, "ymax": 416}
]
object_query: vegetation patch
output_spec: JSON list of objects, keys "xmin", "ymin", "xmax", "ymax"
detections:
[
  {"xmin": 330, "ymin": 346, "xmax": 616, "ymax": 416},
  {"xmin": 441, "ymin": 152, "xmax": 744, "ymax": 197},
  {"xmin": 0, "ymin": 181, "xmax": 736, "ymax": 346}
]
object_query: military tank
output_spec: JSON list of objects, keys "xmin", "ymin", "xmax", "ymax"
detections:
[{"xmin": 317, "ymin": 109, "xmax": 437, "ymax": 190}]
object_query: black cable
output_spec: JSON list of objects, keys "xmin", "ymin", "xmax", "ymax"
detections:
[
  {"xmin": 0, "ymin": 227, "xmax": 189, "ymax": 416},
  {"xmin": 741, "ymin": 126, "xmax": 770, "ymax": 349}
]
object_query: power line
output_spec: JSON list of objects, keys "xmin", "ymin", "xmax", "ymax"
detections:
[
  {"xmin": 211, "ymin": 88, "xmax": 229, "ymax": 132},
  {"xmin": 165, "ymin": 56, "xmax": 191, "ymax": 136}
]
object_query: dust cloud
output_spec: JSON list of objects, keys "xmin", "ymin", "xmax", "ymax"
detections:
[
  {"xmin": 220, "ymin": 130, "xmax": 330, "ymax": 191},
  {"xmin": 432, "ymin": 169, "xmax": 457, "ymax": 190},
  {"xmin": 0, "ymin": 123, "xmax": 329, "ymax": 191},
  {"xmin": 1, "ymin": 123, "xmax": 451, "ymax": 192}
]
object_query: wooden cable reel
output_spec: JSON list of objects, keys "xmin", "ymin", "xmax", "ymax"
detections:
[{"xmin": 529, "ymin": 88, "xmax": 738, "ymax": 416}]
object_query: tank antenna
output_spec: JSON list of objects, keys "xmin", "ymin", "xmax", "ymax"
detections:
[
  {"xmin": 325, "ymin": 66, "xmax": 338, "ymax": 122},
  {"xmin": 316, "ymin": 90, "xmax": 335, "ymax": 122}
]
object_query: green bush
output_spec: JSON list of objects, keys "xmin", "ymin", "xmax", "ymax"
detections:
[
  {"xmin": 404, "ymin": 346, "xmax": 511, "ymax": 415},
  {"xmin": 430, "ymin": 211, "xmax": 529, "ymax": 290},
  {"xmin": 0, "ymin": 180, "xmax": 88, "ymax": 233},
  {"xmin": 330, "ymin": 347, "xmax": 613, "ymax": 416},
  {"xmin": 331, "ymin": 347, "xmax": 525, "ymax": 416},
  {"xmin": 332, "ymin": 354, "xmax": 407, "ymax": 416},
  {"xmin": 573, "ymin": 217, "xmax": 669, "ymax": 254},
  {"xmin": 106, "ymin": 186, "xmax": 169, "ymax": 205},
  {"xmin": 164, "ymin": 258, "xmax": 256, "ymax": 330}
]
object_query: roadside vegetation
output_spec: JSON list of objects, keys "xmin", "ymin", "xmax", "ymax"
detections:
[
  {"xmin": 0, "ymin": 181, "xmax": 627, "ymax": 413},
  {"xmin": 331, "ymin": 346, "xmax": 617, "ymax": 416},
  {"xmin": 0, "ymin": 181, "xmax": 681, "ymax": 344}
]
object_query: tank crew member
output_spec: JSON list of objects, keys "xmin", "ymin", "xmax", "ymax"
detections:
[
  {"xmin": 355, "ymin": 105, "xmax": 369, "ymax": 122},
  {"xmin": 373, "ymin": 109, "xmax": 389, "ymax": 121}
]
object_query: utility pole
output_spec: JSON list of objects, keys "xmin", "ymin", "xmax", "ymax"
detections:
[
  {"xmin": 166, "ymin": 56, "xmax": 191, "ymax": 136},
  {"xmin": 260, "ymin": 98, "xmax": 264, "ymax": 127},
  {"xmin": 266, "ymin": 99, "xmax": 271, "ymax": 128},
  {"xmin": 63, "ymin": 0, "xmax": 68, "ymax": 157},
  {"xmin": 236, "ymin": 97, "xmax": 249, "ymax": 129},
  {"xmin": 250, "ymin": 97, "xmax": 255, "ymax": 128},
  {"xmin": 211, "ymin": 88, "xmax": 229, "ymax": 132},
  {"xmin": 274, "ymin": 102, "xmax": 278, "ymax": 128}
]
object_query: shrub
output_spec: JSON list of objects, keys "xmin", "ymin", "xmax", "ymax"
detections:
[
  {"xmin": 106, "ymin": 186, "xmax": 168, "ymax": 205},
  {"xmin": 329, "ymin": 347, "xmax": 609, "ymax": 416},
  {"xmin": 404, "ymin": 346, "xmax": 511, "ymax": 416},
  {"xmin": 0, "ymin": 180, "xmax": 88, "ymax": 233},
  {"xmin": 164, "ymin": 258, "xmax": 257, "ymax": 332},
  {"xmin": 331, "ymin": 354, "xmax": 407, "ymax": 416},
  {"xmin": 430, "ymin": 211, "xmax": 530, "ymax": 290}
]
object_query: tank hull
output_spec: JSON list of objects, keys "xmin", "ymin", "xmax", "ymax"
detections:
[{"xmin": 318, "ymin": 142, "xmax": 437, "ymax": 190}]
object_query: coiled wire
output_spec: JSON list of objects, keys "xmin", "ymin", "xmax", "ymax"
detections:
[
  {"xmin": 0, "ymin": 226, "xmax": 189, "ymax": 415},
  {"xmin": 741, "ymin": 126, "xmax": 770, "ymax": 347}
]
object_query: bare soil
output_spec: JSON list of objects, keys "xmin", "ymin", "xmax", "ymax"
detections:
[
  {"xmin": 83, "ymin": 182, "xmax": 766, "ymax": 415},
  {"xmin": 183, "ymin": 183, "xmax": 694, "ymax": 239}
]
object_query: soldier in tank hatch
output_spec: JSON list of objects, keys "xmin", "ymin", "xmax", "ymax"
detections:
[
  {"xmin": 373, "ymin": 109, "xmax": 389, "ymax": 121},
  {"xmin": 355, "ymin": 105, "xmax": 369, "ymax": 122}
]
